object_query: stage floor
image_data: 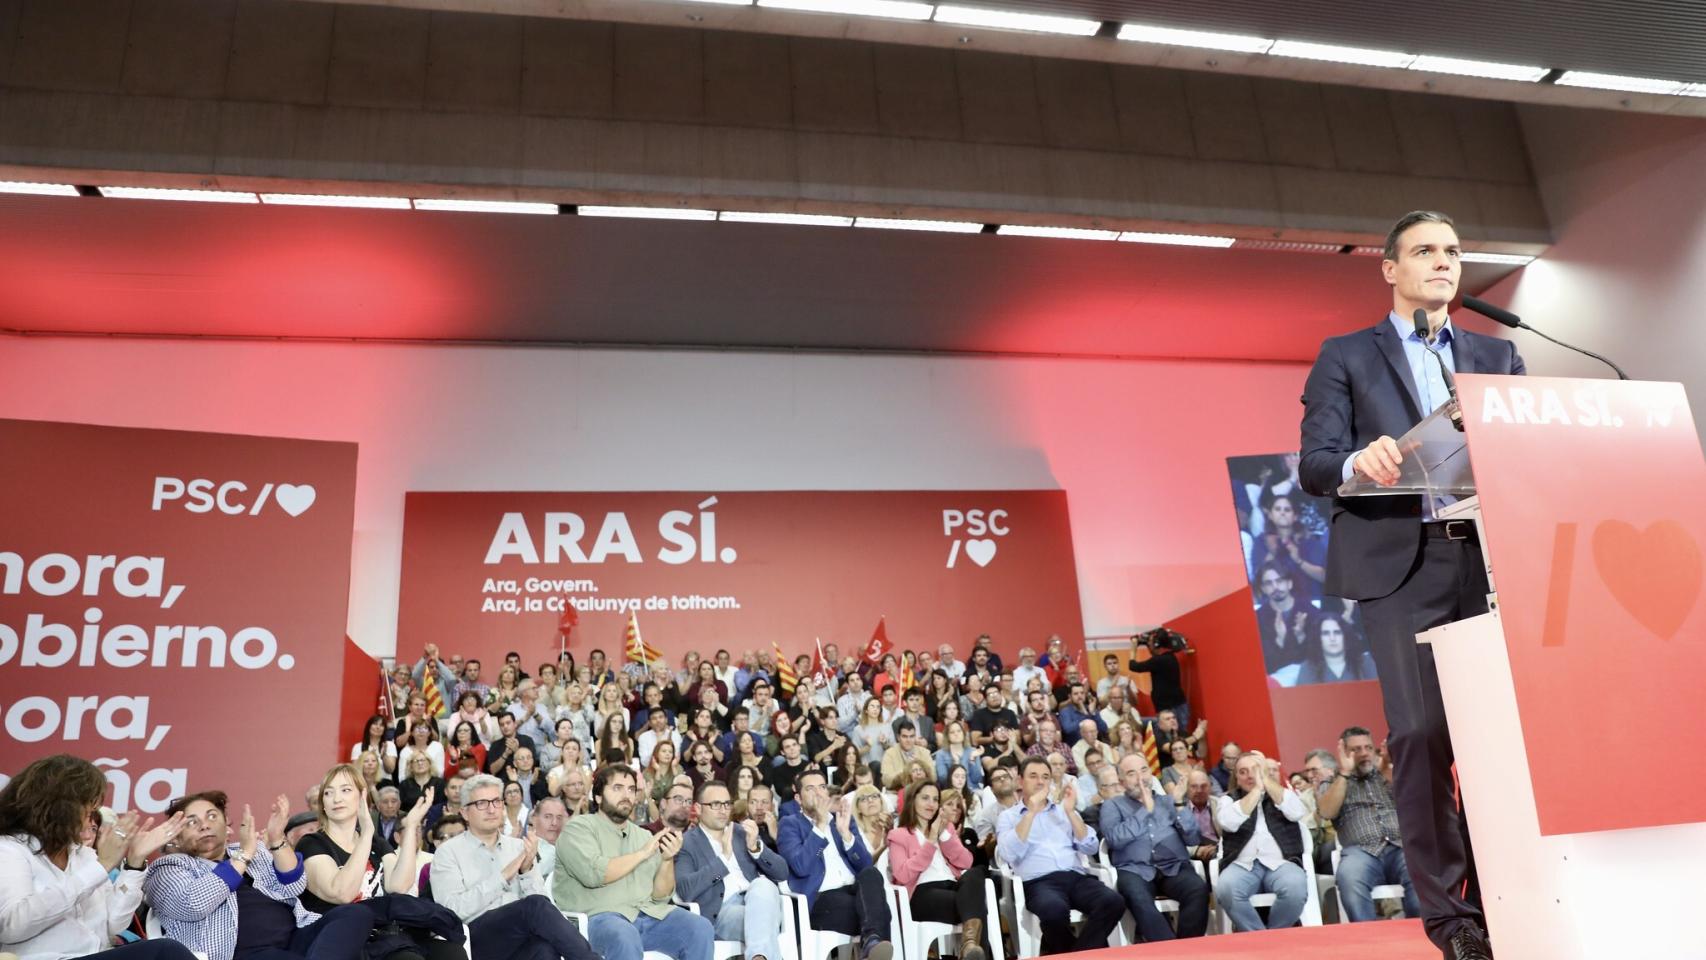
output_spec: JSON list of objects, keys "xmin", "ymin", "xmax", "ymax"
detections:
[{"xmin": 1066, "ymin": 920, "xmax": 1437, "ymax": 960}]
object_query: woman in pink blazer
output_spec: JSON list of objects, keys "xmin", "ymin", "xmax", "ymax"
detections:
[{"xmin": 887, "ymin": 783, "xmax": 991, "ymax": 960}]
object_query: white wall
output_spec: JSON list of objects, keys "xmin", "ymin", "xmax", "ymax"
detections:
[
  {"xmin": 0, "ymin": 337, "xmax": 1311, "ymax": 656},
  {"xmin": 1486, "ymin": 106, "xmax": 1706, "ymax": 436}
]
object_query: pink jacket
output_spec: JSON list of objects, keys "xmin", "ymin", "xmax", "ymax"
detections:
[{"xmin": 885, "ymin": 824, "xmax": 973, "ymax": 895}]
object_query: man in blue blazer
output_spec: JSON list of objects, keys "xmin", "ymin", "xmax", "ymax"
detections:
[
  {"xmin": 1299, "ymin": 210, "xmax": 1523, "ymax": 960},
  {"xmin": 776, "ymin": 771, "xmax": 893, "ymax": 960},
  {"xmin": 677, "ymin": 781, "xmax": 790, "ymax": 960}
]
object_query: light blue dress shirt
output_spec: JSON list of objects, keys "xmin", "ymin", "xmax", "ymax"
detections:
[
  {"xmin": 995, "ymin": 800, "xmax": 1100, "ymax": 881},
  {"xmin": 1340, "ymin": 313, "xmax": 1459, "ymax": 518}
]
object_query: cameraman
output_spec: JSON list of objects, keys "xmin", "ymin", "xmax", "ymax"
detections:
[{"xmin": 1127, "ymin": 630, "xmax": 1195, "ymax": 729}]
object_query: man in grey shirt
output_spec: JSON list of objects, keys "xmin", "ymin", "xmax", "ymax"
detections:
[{"xmin": 431, "ymin": 775, "xmax": 598, "ymax": 960}]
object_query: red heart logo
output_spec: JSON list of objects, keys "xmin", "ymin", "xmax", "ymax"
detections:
[{"xmin": 1591, "ymin": 520, "xmax": 1702, "ymax": 640}]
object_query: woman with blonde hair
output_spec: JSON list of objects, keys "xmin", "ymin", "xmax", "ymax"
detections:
[
  {"xmin": 487, "ymin": 665, "xmax": 522, "ymax": 713},
  {"xmin": 1111, "ymin": 719, "xmax": 1144, "ymax": 762},
  {"xmin": 558, "ymin": 767, "xmax": 592, "ymax": 817},
  {"xmin": 594, "ymin": 680, "xmax": 630, "ymax": 737},
  {"xmin": 850, "ymin": 784, "xmax": 891, "ymax": 860},
  {"xmin": 643, "ymin": 740, "xmax": 683, "ymax": 808},
  {"xmin": 354, "ymin": 751, "xmax": 385, "ymax": 808},
  {"xmin": 297, "ymin": 763, "xmax": 465, "ymax": 960}
]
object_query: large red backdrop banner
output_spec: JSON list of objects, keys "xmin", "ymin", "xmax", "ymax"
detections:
[
  {"xmin": 0, "ymin": 419, "xmax": 357, "ymax": 812},
  {"xmin": 397, "ymin": 490, "xmax": 1084, "ymax": 671}
]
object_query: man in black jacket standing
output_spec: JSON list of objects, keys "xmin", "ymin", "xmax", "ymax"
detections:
[{"xmin": 1298, "ymin": 210, "xmax": 1524, "ymax": 960}]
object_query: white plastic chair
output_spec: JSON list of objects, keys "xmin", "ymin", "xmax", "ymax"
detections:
[
  {"xmin": 143, "ymin": 911, "xmax": 210, "ymax": 960},
  {"xmin": 1328, "ymin": 840, "xmax": 1408, "ymax": 922},
  {"xmin": 1212, "ymin": 822, "xmax": 1323, "ymax": 934},
  {"xmin": 993, "ymin": 855, "xmax": 1126, "ymax": 959}
]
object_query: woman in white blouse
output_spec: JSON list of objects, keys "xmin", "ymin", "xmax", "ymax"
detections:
[
  {"xmin": 396, "ymin": 722, "xmax": 446, "ymax": 780},
  {"xmin": 0, "ymin": 754, "xmax": 190, "ymax": 960}
]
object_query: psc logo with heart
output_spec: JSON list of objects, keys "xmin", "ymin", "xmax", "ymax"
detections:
[{"xmin": 943, "ymin": 508, "xmax": 1009, "ymax": 569}]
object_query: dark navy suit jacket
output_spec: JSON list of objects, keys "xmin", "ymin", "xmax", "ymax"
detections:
[
  {"xmin": 777, "ymin": 811, "xmax": 874, "ymax": 910},
  {"xmin": 1298, "ymin": 317, "xmax": 1525, "ymax": 600},
  {"xmin": 675, "ymin": 822, "xmax": 789, "ymax": 925}
]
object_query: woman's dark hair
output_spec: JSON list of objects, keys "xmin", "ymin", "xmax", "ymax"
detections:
[
  {"xmin": 1305, "ymin": 614, "xmax": 1374, "ymax": 681},
  {"xmin": 896, "ymin": 780, "xmax": 938, "ymax": 830},
  {"xmin": 165, "ymin": 790, "xmax": 231, "ymax": 819},
  {"xmin": 361, "ymin": 715, "xmax": 388, "ymax": 748},
  {"xmin": 0, "ymin": 754, "xmax": 108, "ymax": 855},
  {"xmin": 457, "ymin": 691, "xmax": 481, "ymax": 710},
  {"xmin": 453, "ymin": 721, "xmax": 481, "ymax": 746}
]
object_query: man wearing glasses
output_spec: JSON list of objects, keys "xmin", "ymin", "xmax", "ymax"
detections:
[
  {"xmin": 430, "ymin": 775, "xmax": 598, "ymax": 960},
  {"xmin": 677, "ymin": 781, "xmax": 789, "ymax": 960},
  {"xmin": 554, "ymin": 765, "xmax": 713, "ymax": 960},
  {"xmin": 645, "ymin": 781, "xmax": 696, "ymax": 835}
]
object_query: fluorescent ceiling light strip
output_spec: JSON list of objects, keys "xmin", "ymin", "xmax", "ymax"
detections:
[
  {"xmin": 99, "ymin": 186, "xmax": 258, "ymax": 203},
  {"xmin": 578, "ymin": 205, "xmax": 717, "ymax": 220},
  {"xmin": 1115, "ymin": 23, "xmax": 1273, "ymax": 54},
  {"xmin": 719, "ymin": 211, "xmax": 855, "ymax": 227},
  {"xmin": 1679, "ymin": 82, "xmax": 1706, "ymax": 98},
  {"xmin": 659, "ymin": 0, "xmax": 751, "ymax": 5},
  {"xmin": 1118, "ymin": 231, "xmax": 1236, "ymax": 248},
  {"xmin": 933, "ymin": 5, "xmax": 1101, "ymax": 37},
  {"xmin": 414, "ymin": 199, "xmax": 558, "ymax": 214},
  {"xmin": 1408, "ymin": 55, "xmax": 1548, "ymax": 83},
  {"xmin": 0, "ymin": 181, "xmax": 80, "ymax": 196},
  {"xmin": 1554, "ymin": 71, "xmax": 1685, "ymax": 95},
  {"xmin": 259, "ymin": 193, "xmax": 411, "ymax": 209},
  {"xmin": 1269, "ymin": 39, "xmax": 1415, "ymax": 69},
  {"xmin": 1460, "ymin": 252, "xmax": 1536, "ymax": 265},
  {"xmin": 853, "ymin": 217, "xmax": 984, "ymax": 233},
  {"xmin": 1232, "ymin": 239, "xmax": 1343, "ymax": 254},
  {"xmin": 757, "ymin": 0, "xmax": 932, "ymax": 21},
  {"xmin": 996, "ymin": 225, "xmax": 1119, "ymax": 240},
  {"xmin": 1350, "ymin": 245, "xmax": 1386, "ymax": 257}
]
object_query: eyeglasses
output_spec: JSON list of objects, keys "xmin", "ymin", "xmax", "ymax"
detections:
[
  {"xmin": 466, "ymin": 797, "xmax": 504, "ymax": 811},
  {"xmin": 701, "ymin": 800, "xmax": 733, "ymax": 810}
]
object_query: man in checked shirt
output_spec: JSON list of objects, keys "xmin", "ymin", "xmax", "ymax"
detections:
[{"xmin": 1315, "ymin": 726, "xmax": 1421, "ymax": 922}]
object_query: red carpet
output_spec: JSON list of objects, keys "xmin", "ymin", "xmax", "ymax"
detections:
[{"xmin": 1065, "ymin": 920, "xmax": 1437, "ymax": 959}]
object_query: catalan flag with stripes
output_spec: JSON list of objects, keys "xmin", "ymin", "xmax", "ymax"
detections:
[
  {"xmin": 1142, "ymin": 719, "xmax": 1161, "ymax": 776},
  {"xmin": 775, "ymin": 641, "xmax": 797, "ymax": 699},
  {"xmin": 624, "ymin": 612, "xmax": 663, "ymax": 668}
]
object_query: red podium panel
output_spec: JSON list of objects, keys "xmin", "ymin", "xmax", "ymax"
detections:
[{"xmin": 1458, "ymin": 375, "xmax": 1706, "ymax": 835}]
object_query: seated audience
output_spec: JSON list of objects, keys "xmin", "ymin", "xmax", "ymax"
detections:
[
  {"xmin": 994, "ymin": 757, "xmax": 1123, "ymax": 955},
  {"xmin": 1100, "ymin": 756, "xmax": 1209, "ymax": 942},
  {"xmin": 1214, "ymin": 752, "xmax": 1309, "ymax": 932},
  {"xmin": 933, "ymin": 721, "xmax": 984, "ymax": 791},
  {"xmin": 777, "ymin": 771, "xmax": 894, "ymax": 960},
  {"xmin": 1209, "ymin": 742, "xmax": 1241, "ymax": 794},
  {"xmin": 552, "ymin": 765, "xmax": 713, "ymax": 960},
  {"xmin": 1315, "ymin": 728, "xmax": 1419, "ymax": 922},
  {"xmin": 484, "ymin": 713, "xmax": 537, "ymax": 779},
  {"xmin": 675, "ymin": 781, "xmax": 788, "ymax": 960},
  {"xmin": 445, "ymin": 723, "xmax": 488, "ymax": 781},
  {"xmin": 505, "ymin": 748, "xmax": 550, "ymax": 807},
  {"xmin": 529, "ymin": 798, "xmax": 568, "ymax": 881},
  {"xmin": 500, "ymin": 782, "xmax": 530, "ymax": 838},
  {"xmin": 741, "ymin": 785, "xmax": 781, "ymax": 852},
  {"xmin": 1079, "ymin": 765, "xmax": 1122, "ymax": 833},
  {"xmin": 447, "ymin": 692, "xmax": 500, "ymax": 746},
  {"xmin": 1182, "ymin": 771, "xmax": 1220, "ymax": 862},
  {"xmin": 885, "ymin": 783, "xmax": 989, "ymax": 960},
  {"xmin": 0, "ymin": 755, "xmax": 193, "ymax": 960},
  {"xmin": 431, "ymin": 775, "xmax": 598, "ymax": 960},
  {"xmin": 146, "ymin": 785, "xmax": 378, "ymax": 960}
]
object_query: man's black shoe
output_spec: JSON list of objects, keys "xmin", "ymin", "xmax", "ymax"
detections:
[{"xmin": 1446, "ymin": 927, "xmax": 1493, "ymax": 960}]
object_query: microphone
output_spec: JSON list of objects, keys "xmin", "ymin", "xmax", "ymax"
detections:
[
  {"xmin": 1461, "ymin": 295, "xmax": 1630, "ymax": 380},
  {"xmin": 1412, "ymin": 308, "xmax": 1459, "ymax": 399}
]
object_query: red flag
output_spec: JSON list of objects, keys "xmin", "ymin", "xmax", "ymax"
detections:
[
  {"xmin": 811, "ymin": 638, "xmax": 836, "ymax": 688},
  {"xmin": 378, "ymin": 663, "xmax": 395, "ymax": 723},
  {"xmin": 863, "ymin": 616, "xmax": 893, "ymax": 665}
]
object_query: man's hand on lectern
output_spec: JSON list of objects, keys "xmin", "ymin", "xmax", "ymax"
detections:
[{"xmin": 1354, "ymin": 436, "xmax": 1403, "ymax": 486}]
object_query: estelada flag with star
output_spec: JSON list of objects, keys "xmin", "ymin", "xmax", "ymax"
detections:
[{"xmin": 863, "ymin": 616, "xmax": 893, "ymax": 665}]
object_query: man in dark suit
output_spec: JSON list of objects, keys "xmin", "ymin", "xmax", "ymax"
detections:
[
  {"xmin": 776, "ymin": 771, "xmax": 893, "ymax": 960},
  {"xmin": 676, "ymin": 781, "xmax": 790, "ymax": 960},
  {"xmin": 1299, "ymin": 210, "xmax": 1524, "ymax": 960}
]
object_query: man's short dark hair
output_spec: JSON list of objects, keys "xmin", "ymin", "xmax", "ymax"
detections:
[
  {"xmin": 1342, "ymin": 725, "xmax": 1374, "ymax": 741},
  {"xmin": 1383, "ymin": 210, "xmax": 1456, "ymax": 261},
  {"xmin": 1257, "ymin": 562, "xmax": 1291, "ymax": 584},
  {"xmin": 506, "ymin": 650, "xmax": 520, "ymax": 660},
  {"xmin": 466, "ymin": 659, "xmax": 481, "ymax": 668},
  {"xmin": 780, "ymin": 735, "xmax": 800, "ymax": 748},
  {"xmin": 696, "ymin": 780, "xmax": 731, "ymax": 802},
  {"xmin": 590, "ymin": 648, "xmax": 606, "ymax": 659},
  {"xmin": 904, "ymin": 686, "xmax": 924, "ymax": 702},
  {"xmin": 894, "ymin": 719, "xmax": 916, "ymax": 735},
  {"xmin": 498, "ymin": 712, "xmax": 516, "ymax": 727},
  {"xmin": 166, "ymin": 790, "xmax": 229, "ymax": 819},
  {"xmin": 996, "ymin": 754, "xmax": 1021, "ymax": 771},
  {"xmin": 1019, "ymin": 755, "xmax": 1052, "ymax": 778},
  {"xmin": 591, "ymin": 763, "xmax": 636, "ymax": 797}
]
